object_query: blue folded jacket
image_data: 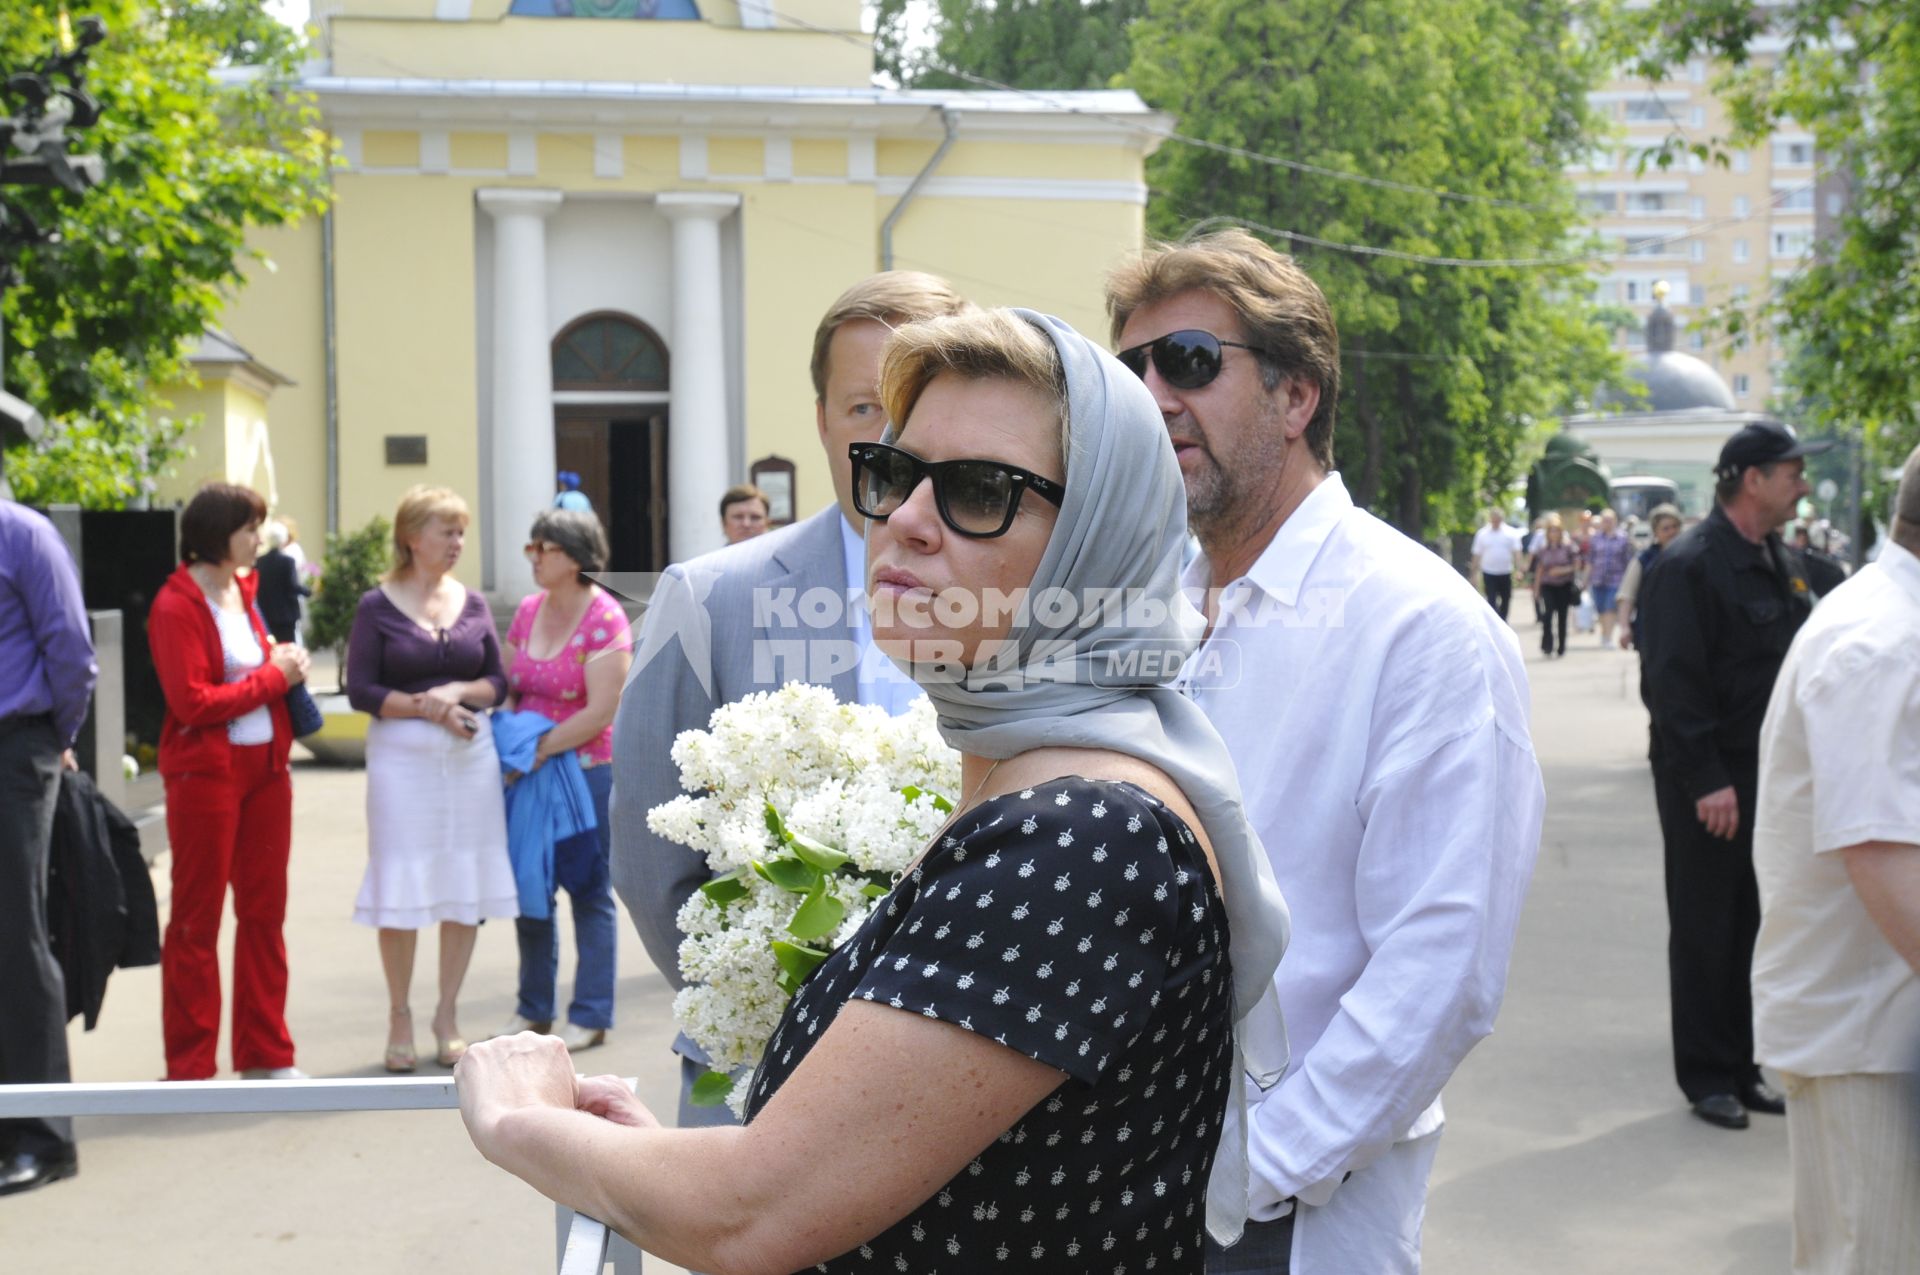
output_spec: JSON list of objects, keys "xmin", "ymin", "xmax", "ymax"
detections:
[{"xmin": 492, "ymin": 709, "xmax": 597, "ymax": 921}]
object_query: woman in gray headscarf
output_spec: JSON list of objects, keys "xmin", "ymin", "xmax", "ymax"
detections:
[{"xmin": 455, "ymin": 308, "xmax": 1291, "ymax": 1274}]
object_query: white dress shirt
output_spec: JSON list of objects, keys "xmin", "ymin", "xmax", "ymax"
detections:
[
  {"xmin": 1180, "ymin": 475, "xmax": 1544, "ymax": 1272},
  {"xmin": 1753, "ymin": 543, "xmax": 1920, "ymax": 1078},
  {"xmin": 839, "ymin": 516, "xmax": 924, "ymax": 717}
]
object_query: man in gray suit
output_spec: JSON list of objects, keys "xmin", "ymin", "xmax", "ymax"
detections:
[{"xmin": 609, "ymin": 271, "xmax": 968, "ymax": 1127}]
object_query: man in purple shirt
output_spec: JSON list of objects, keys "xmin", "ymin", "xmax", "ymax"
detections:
[
  {"xmin": 1587, "ymin": 509, "xmax": 1635, "ymax": 648},
  {"xmin": 0, "ymin": 482, "xmax": 98, "ymax": 1196}
]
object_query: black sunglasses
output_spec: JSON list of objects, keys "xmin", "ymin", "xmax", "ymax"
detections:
[
  {"xmin": 1115, "ymin": 329, "xmax": 1270, "ymax": 390},
  {"xmin": 849, "ymin": 442, "xmax": 1066, "ymax": 539}
]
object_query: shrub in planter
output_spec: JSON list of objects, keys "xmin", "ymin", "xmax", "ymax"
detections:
[{"xmin": 307, "ymin": 515, "xmax": 390, "ymax": 685}]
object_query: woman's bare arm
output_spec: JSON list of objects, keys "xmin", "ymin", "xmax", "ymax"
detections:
[
  {"xmin": 533, "ymin": 648, "xmax": 632, "ymax": 760},
  {"xmin": 462, "ymin": 1001, "xmax": 1062, "ymax": 1275}
]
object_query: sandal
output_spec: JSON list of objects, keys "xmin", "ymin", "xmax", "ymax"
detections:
[
  {"xmin": 435, "ymin": 1036, "xmax": 469, "ymax": 1068},
  {"xmin": 384, "ymin": 1008, "xmax": 416, "ymax": 1074}
]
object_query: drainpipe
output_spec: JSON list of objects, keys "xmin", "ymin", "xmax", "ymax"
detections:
[
  {"xmin": 880, "ymin": 107, "xmax": 959, "ymax": 271},
  {"xmin": 321, "ymin": 199, "xmax": 340, "ymax": 536}
]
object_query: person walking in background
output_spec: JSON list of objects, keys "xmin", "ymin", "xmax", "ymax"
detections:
[
  {"xmin": 1637, "ymin": 419, "xmax": 1831, "ymax": 1130},
  {"xmin": 553, "ymin": 472, "xmax": 592, "ymax": 513},
  {"xmin": 346, "ymin": 486, "xmax": 516, "ymax": 1072},
  {"xmin": 717, "ymin": 483, "xmax": 770, "ymax": 545},
  {"xmin": 1586, "ymin": 509, "xmax": 1633, "ymax": 648},
  {"xmin": 496, "ymin": 510, "xmax": 632, "ymax": 1052},
  {"xmin": 611, "ymin": 269, "xmax": 969, "ymax": 1132},
  {"xmin": 148, "ymin": 484, "xmax": 309, "ymax": 1083},
  {"xmin": 0, "ymin": 482, "xmax": 97, "ymax": 1196},
  {"xmin": 1752, "ymin": 442, "xmax": 1920, "ymax": 1271},
  {"xmin": 1617, "ymin": 503, "xmax": 1683, "ymax": 651},
  {"xmin": 1108, "ymin": 230, "xmax": 1543, "ymax": 1274},
  {"xmin": 1531, "ymin": 513, "xmax": 1581, "ymax": 658},
  {"xmin": 1470, "ymin": 506, "xmax": 1524, "ymax": 620},
  {"xmin": 252, "ymin": 521, "xmax": 308, "ymax": 645}
]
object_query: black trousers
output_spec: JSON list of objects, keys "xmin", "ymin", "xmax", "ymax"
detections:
[
  {"xmin": 1539, "ymin": 582, "xmax": 1575, "ymax": 654},
  {"xmin": 1483, "ymin": 571, "xmax": 1513, "ymax": 620},
  {"xmin": 1652, "ymin": 756, "xmax": 1763, "ymax": 1103},
  {"xmin": 0, "ymin": 715, "xmax": 73, "ymax": 1156},
  {"xmin": 1205, "ymin": 1208, "xmax": 1296, "ymax": 1273}
]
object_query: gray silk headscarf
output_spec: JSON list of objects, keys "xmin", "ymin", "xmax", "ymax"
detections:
[{"xmin": 880, "ymin": 308, "xmax": 1291, "ymax": 1245}]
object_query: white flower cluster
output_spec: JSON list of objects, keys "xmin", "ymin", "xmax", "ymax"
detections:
[{"xmin": 649, "ymin": 684, "xmax": 959, "ymax": 1115}]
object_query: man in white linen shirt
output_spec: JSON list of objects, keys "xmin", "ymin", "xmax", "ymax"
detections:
[
  {"xmin": 1108, "ymin": 230, "xmax": 1544, "ymax": 1274},
  {"xmin": 1469, "ymin": 507, "xmax": 1525, "ymax": 621},
  {"xmin": 1752, "ymin": 443, "xmax": 1920, "ymax": 1274}
]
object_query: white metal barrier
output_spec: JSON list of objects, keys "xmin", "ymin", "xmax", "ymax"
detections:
[{"xmin": 0, "ymin": 1077, "xmax": 642, "ymax": 1275}]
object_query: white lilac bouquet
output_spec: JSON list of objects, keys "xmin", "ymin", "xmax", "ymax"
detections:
[{"xmin": 648, "ymin": 683, "xmax": 960, "ymax": 1115}]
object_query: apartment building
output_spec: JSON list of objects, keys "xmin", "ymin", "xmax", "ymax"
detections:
[{"xmin": 1574, "ymin": 56, "xmax": 1832, "ymax": 411}]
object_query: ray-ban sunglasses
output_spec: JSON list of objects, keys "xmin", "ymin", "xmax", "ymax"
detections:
[
  {"xmin": 849, "ymin": 442, "xmax": 1066, "ymax": 539},
  {"xmin": 1115, "ymin": 329, "xmax": 1270, "ymax": 390}
]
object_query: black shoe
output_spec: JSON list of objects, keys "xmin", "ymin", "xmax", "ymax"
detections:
[
  {"xmin": 0, "ymin": 1147, "xmax": 79, "ymax": 1197},
  {"xmin": 1740, "ymin": 1080, "xmax": 1787, "ymax": 1116},
  {"xmin": 1690, "ymin": 1093, "xmax": 1749, "ymax": 1130}
]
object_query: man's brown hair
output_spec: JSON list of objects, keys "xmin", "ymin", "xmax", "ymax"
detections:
[
  {"xmin": 1105, "ymin": 229, "xmax": 1341, "ymax": 469},
  {"xmin": 809, "ymin": 271, "xmax": 970, "ymax": 401},
  {"xmin": 718, "ymin": 483, "xmax": 769, "ymax": 520}
]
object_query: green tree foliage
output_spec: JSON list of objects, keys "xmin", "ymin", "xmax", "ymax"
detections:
[
  {"xmin": 307, "ymin": 515, "xmax": 391, "ymax": 674},
  {"xmin": 1, "ymin": 1, "xmax": 332, "ymax": 507},
  {"xmin": 1127, "ymin": 0, "xmax": 1625, "ymax": 536},
  {"xmin": 874, "ymin": 0, "xmax": 1146, "ymax": 89},
  {"xmin": 1612, "ymin": 1, "xmax": 1920, "ymax": 478}
]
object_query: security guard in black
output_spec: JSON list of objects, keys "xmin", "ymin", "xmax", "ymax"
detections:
[{"xmin": 1636, "ymin": 418, "xmax": 1827, "ymax": 1127}]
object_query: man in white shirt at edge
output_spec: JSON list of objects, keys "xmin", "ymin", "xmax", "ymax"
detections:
[
  {"xmin": 1752, "ymin": 443, "xmax": 1920, "ymax": 1274},
  {"xmin": 1469, "ymin": 507, "xmax": 1525, "ymax": 622},
  {"xmin": 1107, "ymin": 230, "xmax": 1545, "ymax": 1274}
]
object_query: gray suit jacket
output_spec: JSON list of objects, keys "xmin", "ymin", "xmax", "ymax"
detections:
[{"xmin": 609, "ymin": 506, "xmax": 857, "ymax": 1057}]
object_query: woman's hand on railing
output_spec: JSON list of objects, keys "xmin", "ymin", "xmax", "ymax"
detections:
[
  {"xmin": 575, "ymin": 1076, "xmax": 660, "ymax": 1130},
  {"xmin": 454, "ymin": 1032, "xmax": 579, "ymax": 1162}
]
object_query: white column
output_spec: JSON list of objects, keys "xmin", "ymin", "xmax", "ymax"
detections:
[
  {"xmin": 477, "ymin": 188, "xmax": 563, "ymax": 599},
  {"xmin": 657, "ymin": 191, "xmax": 740, "ymax": 563}
]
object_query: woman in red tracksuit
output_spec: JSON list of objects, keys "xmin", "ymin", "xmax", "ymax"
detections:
[{"xmin": 149, "ymin": 484, "xmax": 311, "ymax": 1080}]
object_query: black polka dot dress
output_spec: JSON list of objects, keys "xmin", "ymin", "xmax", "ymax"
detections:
[{"xmin": 743, "ymin": 777, "xmax": 1235, "ymax": 1274}]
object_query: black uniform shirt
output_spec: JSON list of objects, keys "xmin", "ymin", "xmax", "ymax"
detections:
[{"xmin": 1638, "ymin": 505, "xmax": 1815, "ymax": 800}]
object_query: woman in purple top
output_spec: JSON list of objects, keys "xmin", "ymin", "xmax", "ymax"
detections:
[
  {"xmin": 1531, "ymin": 512, "xmax": 1584, "ymax": 659},
  {"xmin": 346, "ymin": 486, "xmax": 517, "ymax": 1073}
]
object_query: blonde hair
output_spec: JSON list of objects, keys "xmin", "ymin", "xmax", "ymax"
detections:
[
  {"xmin": 810, "ymin": 271, "xmax": 970, "ymax": 401},
  {"xmin": 878, "ymin": 309, "xmax": 1070, "ymax": 464},
  {"xmin": 387, "ymin": 485, "xmax": 470, "ymax": 580},
  {"xmin": 1106, "ymin": 228, "xmax": 1341, "ymax": 469}
]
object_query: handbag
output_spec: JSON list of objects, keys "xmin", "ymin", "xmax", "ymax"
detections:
[{"xmin": 285, "ymin": 682, "xmax": 325, "ymax": 739}]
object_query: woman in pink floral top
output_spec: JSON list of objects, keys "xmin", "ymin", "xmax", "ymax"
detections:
[{"xmin": 497, "ymin": 510, "xmax": 633, "ymax": 1051}]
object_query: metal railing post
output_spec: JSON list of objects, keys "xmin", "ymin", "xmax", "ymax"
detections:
[
  {"xmin": 86, "ymin": 606, "xmax": 126, "ymax": 806},
  {"xmin": 0, "ymin": 1078, "xmax": 637, "ymax": 1271}
]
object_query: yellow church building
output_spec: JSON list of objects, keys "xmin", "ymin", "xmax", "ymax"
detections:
[{"xmin": 198, "ymin": 0, "xmax": 1167, "ymax": 598}]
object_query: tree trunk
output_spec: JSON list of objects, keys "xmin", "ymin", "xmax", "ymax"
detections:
[
  {"xmin": 1393, "ymin": 362, "xmax": 1424, "ymax": 536},
  {"xmin": 1354, "ymin": 352, "xmax": 1381, "ymax": 509}
]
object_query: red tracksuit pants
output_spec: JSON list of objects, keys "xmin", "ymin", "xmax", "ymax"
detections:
[{"xmin": 161, "ymin": 744, "xmax": 296, "ymax": 1078}]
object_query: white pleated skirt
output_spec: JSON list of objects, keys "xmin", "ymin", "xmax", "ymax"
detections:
[{"xmin": 354, "ymin": 715, "xmax": 518, "ymax": 929}]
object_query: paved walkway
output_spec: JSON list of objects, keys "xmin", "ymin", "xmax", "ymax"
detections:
[{"xmin": 8, "ymin": 615, "xmax": 1789, "ymax": 1272}]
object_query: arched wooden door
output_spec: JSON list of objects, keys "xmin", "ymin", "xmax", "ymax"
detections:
[{"xmin": 550, "ymin": 311, "xmax": 670, "ymax": 572}]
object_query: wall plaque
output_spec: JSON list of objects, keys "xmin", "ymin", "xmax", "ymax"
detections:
[{"xmin": 385, "ymin": 435, "xmax": 429, "ymax": 466}]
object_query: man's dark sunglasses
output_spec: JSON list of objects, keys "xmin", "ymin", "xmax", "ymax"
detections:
[
  {"xmin": 849, "ymin": 442, "xmax": 1066, "ymax": 539},
  {"xmin": 1115, "ymin": 329, "xmax": 1269, "ymax": 390}
]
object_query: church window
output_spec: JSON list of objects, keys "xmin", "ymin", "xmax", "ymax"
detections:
[{"xmin": 551, "ymin": 313, "xmax": 669, "ymax": 391}]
